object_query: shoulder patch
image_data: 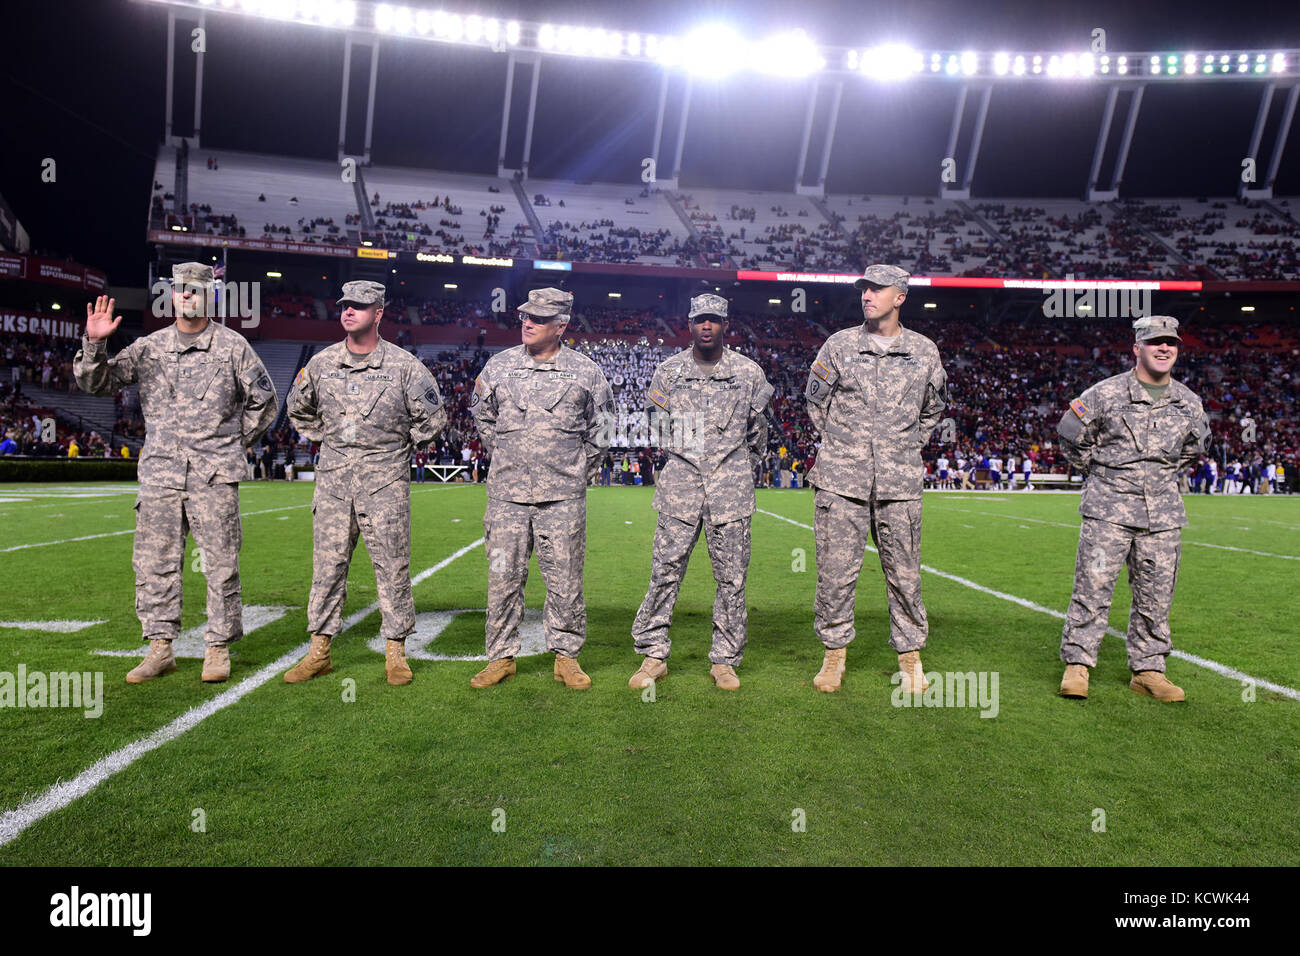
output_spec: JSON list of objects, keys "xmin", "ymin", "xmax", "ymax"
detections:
[
  {"xmin": 421, "ymin": 387, "xmax": 442, "ymax": 412},
  {"xmin": 649, "ymin": 387, "xmax": 669, "ymax": 410},
  {"xmin": 1069, "ymin": 398, "xmax": 1089, "ymax": 420},
  {"xmin": 293, "ymin": 368, "xmax": 307, "ymax": 390},
  {"xmin": 256, "ymin": 373, "xmax": 274, "ymax": 393},
  {"xmin": 812, "ymin": 359, "xmax": 831, "ymax": 381}
]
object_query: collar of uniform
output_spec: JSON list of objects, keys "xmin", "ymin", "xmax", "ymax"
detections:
[
  {"xmin": 521, "ymin": 344, "xmax": 565, "ymax": 370},
  {"xmin": 681, "ymin": 346, "xmax": 738, "ymax": 381},
  {"xmin": 339, "ymin": 337, "xmax": 387, "ymax": 369},
  {"xmin": 166, "ymin": 319, "xmax": 216, "ymax": 353},
  {"xmin": 857, "ymin": 323, "xmax": 912, "ymax": 355},
  {"xmin": 1127, "ymin": 368, "xmax": 1179, "ymax": 406}
]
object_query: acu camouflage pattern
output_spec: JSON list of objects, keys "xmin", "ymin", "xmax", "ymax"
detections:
[
  {"xmin": 1057, "ymin": 368, "xmax": 1207, "ymax": 674},
  {"xmin": 647, "ymin": 346, "xmax": 773, "ymax": 524},
  {"xmin": 854, "ymin": 263, "xmax": 910, "ymax": 292},
  {"xmin": 287, "ymin": 338, "xmax": 446, "ymax": 641},
  {"xmin": 632, "ymin": 514, "xmax": 752, "ymax": 666},
  {"xmin": 469, "ymin": 344, "xmax": 613, "ymax": 503},
  {"xmin": 1056, "ymin": 369, "xmax": 1209, "ymax": 530},
  {"xmin": 804, "ymin": 324, "xmax": 948, "ymax": 501},
  {"xmin": 813, "ymin": 489, "xmax": 928, "ymax": 653},
  {"xmin": 1060, "ymin": 517, "xmax": 1180, "ymax": 673},
  {"xmin": 336, "ymin": 280, "xmax": 386, "ymax": 306},
  {"xmin": 75, "ymin": 321, "xmax": 280, "ymax": 487},
  {"xmin": 630, "ymin": 346, "xmax": 772, "ymax": 665},
  {"xmin": 74, "ymin": 320, "xmax": 278, "ymax": 647},
  {"xmin": 483, "ymin": 497, "xmax": 587, "ymax": 659},
  {"xmin": 471, "ymin": 345, "xmax": 611, "ymax": 660}
]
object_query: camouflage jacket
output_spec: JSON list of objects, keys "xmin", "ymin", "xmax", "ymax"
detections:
[
  {"xmin": 288, "ymin": 338, "xmax": 445, "ymax": 499},
  {"xmin": 804, "ymin": 323, "xmax": 948, "ymax": 501},
  {"xmin": 646, "ymin": 347, "xmax": 773, "ymax": 524},
  {"xmin": 1057, "ymin": 370, "xmax": 1209, "ymax": 530},
  {"xmin": 470, "ymin": 344, "xmax": 613, "ymax": 504},
  {"xmin": 73, "ymin": 321, "xmax": 278, "ymax": 488}
]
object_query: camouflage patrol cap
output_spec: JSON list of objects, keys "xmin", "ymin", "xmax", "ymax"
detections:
[
  {"xmin": 336, "ymin": 280, "xmax": 386, "ymax": 306},
  {"xmin": 853, "ymin": 263, "xmax": 910, "ymax": 292},
  {"xmin": 688, "ymin": 293, "xmax": 729, "ymax": 320},
  {"xmin": 172, "ymin": 262, "xmax": 215, "ymax": 287},
  {"xmin": 518, "ymin": 287, "xmax": 573, "ymax": 319},
  {"xmin": 1133, "ymin": 315, "xmax": 1182, "ymax": 343}
]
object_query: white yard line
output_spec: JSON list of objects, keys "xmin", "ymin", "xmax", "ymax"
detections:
[
  {"xmin": 933, "ymin": 505, "xmax": 1300, "ymax": 560},
  {"xmin": 0, "ymin": 536, "xmax": 485, "ymax": 849},
  {"xmin": 0, "ymin": 504, "xmax": 312, "ymax": 552},
  {"xmin": 756, "ymin": 508, "xmax": 1300, "ymax": 702}
]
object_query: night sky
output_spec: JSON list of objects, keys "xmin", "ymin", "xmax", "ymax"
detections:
[{"xmin": 1, "ymin": 0, "xmax": 1298, "ymax": 285}]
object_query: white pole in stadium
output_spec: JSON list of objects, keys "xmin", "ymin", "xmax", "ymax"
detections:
[
  {"xmin": 194, "ymin": 12, "xmax": 205, "ymax": 145},
  {"xmin": 337, "ymin": 34, "xmax": 352, "ymax": 161}
]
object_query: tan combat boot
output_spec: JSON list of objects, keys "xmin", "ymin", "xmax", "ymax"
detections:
[
  {"xmin": 1059, "ymin": 663, "xmax": 1090, "ymax": 699},
  {"xmin": 709, "ymin": 663, "xmax": 740, "ymax": 691},
  {"xmin": 284, "ymin": 634, "xmax": 333, "ymax": 683},
  {"xmin": 1130, "ymin": 670, "xmax": 1185, "ymax": 702},
  {"xmin": 126, "ymin": 639, "xmax": 177, "ymax": 684},
  {"xmin": 554, "ymin": 653, "xmax": 591, "ymax": 690},
  {"xmin": 385, "ymin": 639, "xmax": 413, "ymax": 686},
  {"xmin": 201, "ymin": 645, "xmax": 230, "ymax": 683},
  {"xmin": 898, "ymin": 650, "xmax": 931, "ymax": 694},
  {"xmin": 628, "ymin": 656, "xmax": 667, "ymax": 688},
  {"xmin": 813, "ymin": 647, "xmax": 847, "ymax": 693},
  {"xmin": 470, "ymin": 656, "xmax": 516, "ymax": 689}
]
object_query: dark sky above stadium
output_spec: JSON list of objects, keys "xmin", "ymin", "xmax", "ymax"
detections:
[{"xmin": 1, "ymin": 0, "xmax": 1298, "ymax": 284}]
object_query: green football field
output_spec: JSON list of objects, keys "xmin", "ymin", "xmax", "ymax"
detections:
[{"xmin": 0, "ymin": 480, "xmax": 1296, "ymax": 866}]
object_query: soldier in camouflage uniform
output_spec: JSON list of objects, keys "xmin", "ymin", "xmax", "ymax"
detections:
[
  {"xmin": 628, "ymin": 294, "xmax": 773, "ymax": 692},
  {"xmin": 803, "ymin": 264, "xmax": 948, "ymax": 694},
  {"xmin": 284, "ymin": 280, "xmax": 446, "ymax": 686},
  {"xmin": 74, "ymin": 263, "xmax": 279, "ymax": 684},
  {"xmin": 468, "ymin": 288, "xmax": 613, "ymax": 690},
  {"xmin": 1057, "ymin": 316, "xmax": 1209, "ymax": 702}
]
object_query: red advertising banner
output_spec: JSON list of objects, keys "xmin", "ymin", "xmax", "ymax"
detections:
[
  {"xmin": 0, "ymin": 254, "xmax": 108, "ymax": 292},
  {"xmin": 0, "ymin": 310, "xmax": 84, "ymax": 340}
]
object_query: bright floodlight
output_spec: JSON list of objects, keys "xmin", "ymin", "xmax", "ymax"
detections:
[
  {"xmin": 993, "ymin": 52, "xmax": 1010, "ymax": 75},
  {"xmin": 338, "ymin": 0, "xmax": 355, "ymax": 26},
  {"xmin": 683, "ymin": 24, "xmax": 744, "ymax": 77},
  {"xmin": 1079, "ymin": 52, "xmax": 1094, "ymax": 75},
  {"xmin": 1273, "ymin": 52, "xmax": 1286, "ymax": 73},
  {"xmin": 1012, "ymin": 54, "xmax": 1025, "ymax": 75},
  {"xmin": 538, "ymin": 23, "xmax": 555, "ymax": 49},
  {"xmin": 626, "ymin": 33, "xmax": 641, "ymax": 56},
  {"xmin": 861, "ymin": 44, "xmax": 921, "ymax": 80},
  {"xmin": 374, "ymin": 3, "xmax": 392, "ymax": 32},
  {"xmin": 393, "ymin": 5, "xmax": 412, "ymax": 34},
  {"xmin": 505, "ymin": 20, "xmax": 519, "ymax": 45},
  {"xmin": 960, "ymin": 50, "xmax": 977, "ymax": 75},
  {"xmin": 753, "ymin": 29, "xmax": 824, "ymax": 76}
]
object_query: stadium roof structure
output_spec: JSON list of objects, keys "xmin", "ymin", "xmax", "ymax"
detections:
[{"xmin": 145, "ymin": 0, "xmax": 1299, "ymax": 202}]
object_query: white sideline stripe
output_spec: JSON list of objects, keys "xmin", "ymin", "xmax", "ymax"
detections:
[
  {"xmin": 755, "ymin": 508, "xmax": 1300, "ymax": 703},
  {"xmin": 0, "ymin": 619, "xmax": 106, "ymax": 633},
  {"xmin": 0, "ymin": 536, "xmax": 485, "ymax": 850},
  {"xmin": 936, "ymin": 506, "xmax": 1300, "ymax": 560},
  {"xmin": 0, "ymin": 504, "xmax": 311, "ymax": 552}
]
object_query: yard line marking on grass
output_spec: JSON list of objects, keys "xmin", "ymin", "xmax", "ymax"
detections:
[
  {"xmin": 0, "ymin": 619, "xmax": 106, "ymax": 633},
  {"xmin": 756, "ymin": 508, "xmax": 1300, "ymax": 703},
  {"xmin": 935, "ymin": 506, "xmax": 1300, "ymax": 561},
  {"xmin": 0, "ymin": 536, "xmax": 484, "ymax": 850},
  {"xmin": 0, "ymin": 504, "xmax": 312, "ymax": 553}
]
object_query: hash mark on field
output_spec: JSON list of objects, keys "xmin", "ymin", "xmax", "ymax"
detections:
[
  {"xmin": 0, "ymin": 503, "xmax": 311, "ymax": 552},
  {"xmin": 756, "ymin": 508, "xmax": 1300, "ymax": 703},
  {"xmin": 0, "ymin": 538, "xmax": 484, "ymax": 849}
]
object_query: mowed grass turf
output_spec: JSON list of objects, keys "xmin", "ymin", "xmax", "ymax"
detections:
[{"xmin": 0, "ymin": 480, "xmax": 1297, "ymax": 865}]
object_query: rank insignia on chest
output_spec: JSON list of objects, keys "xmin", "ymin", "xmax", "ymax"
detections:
[
  {"xmin": 1070, "ymin": 398, "xmax": 1089, "ymax": 419},
  {"xmin": 348, "ymin": 381, "xmax": 362, "ymax": 395}
]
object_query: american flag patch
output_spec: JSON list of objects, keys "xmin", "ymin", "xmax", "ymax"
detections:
[
  {"xmin": 812, "ymin": 360, "xmax": 831, "ymax": 381},
  {"xmin": 293, "ymin": 368, "xmax": 307, "ymax": 390},
  {"xmin": 1069, "ymin": 398, "xmax": 1089, "ymax": 419},
  {"xmin": 649, "ymin": 387, "xmax": 669, "ymax": 409}
]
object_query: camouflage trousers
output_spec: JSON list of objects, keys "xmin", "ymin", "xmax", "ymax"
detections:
[
  {"xmin": 813, "ymin": 488, "xmax": 928, "ymax": 652},
  {"xmin": 133, "ymin": 472, "xmax": 242, "ymax": 646},
  {"xmin": 631, "ymin": 512, "xmax": 752, "ymax": 666},
  {"xmin": 1061, "ymin": 517, "xmax": 1181, "ymax": 672},
  {"xmin": 483, "ymin": 496, "xmax": 587, "ymax": 660},
  {"xmin": 307, "ymin": 482, "xmax": 414, "ymax": 642}
]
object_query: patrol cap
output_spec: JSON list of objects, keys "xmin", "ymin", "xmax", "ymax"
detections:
[
  {"xmin": 336, "ymin": 280, "xmax": 386, "ymax": 306},
  {"xmin": 688, "ymin": 293, "xmax": 729, "ymax": 320},
  {"xmin": 1132, "ymin": 315, "xmax": 1182, "ymax": 343},
  {"xmin": 172, "ymin": 262, "xmax": 215, "ymax": 288},
  {"xmin": 853, "ymin": 263, "xmax": 909, "ymax": 292},
  {"xmin": 518, "ymin": 287, "xmax": 573, "ymax": 319}
]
